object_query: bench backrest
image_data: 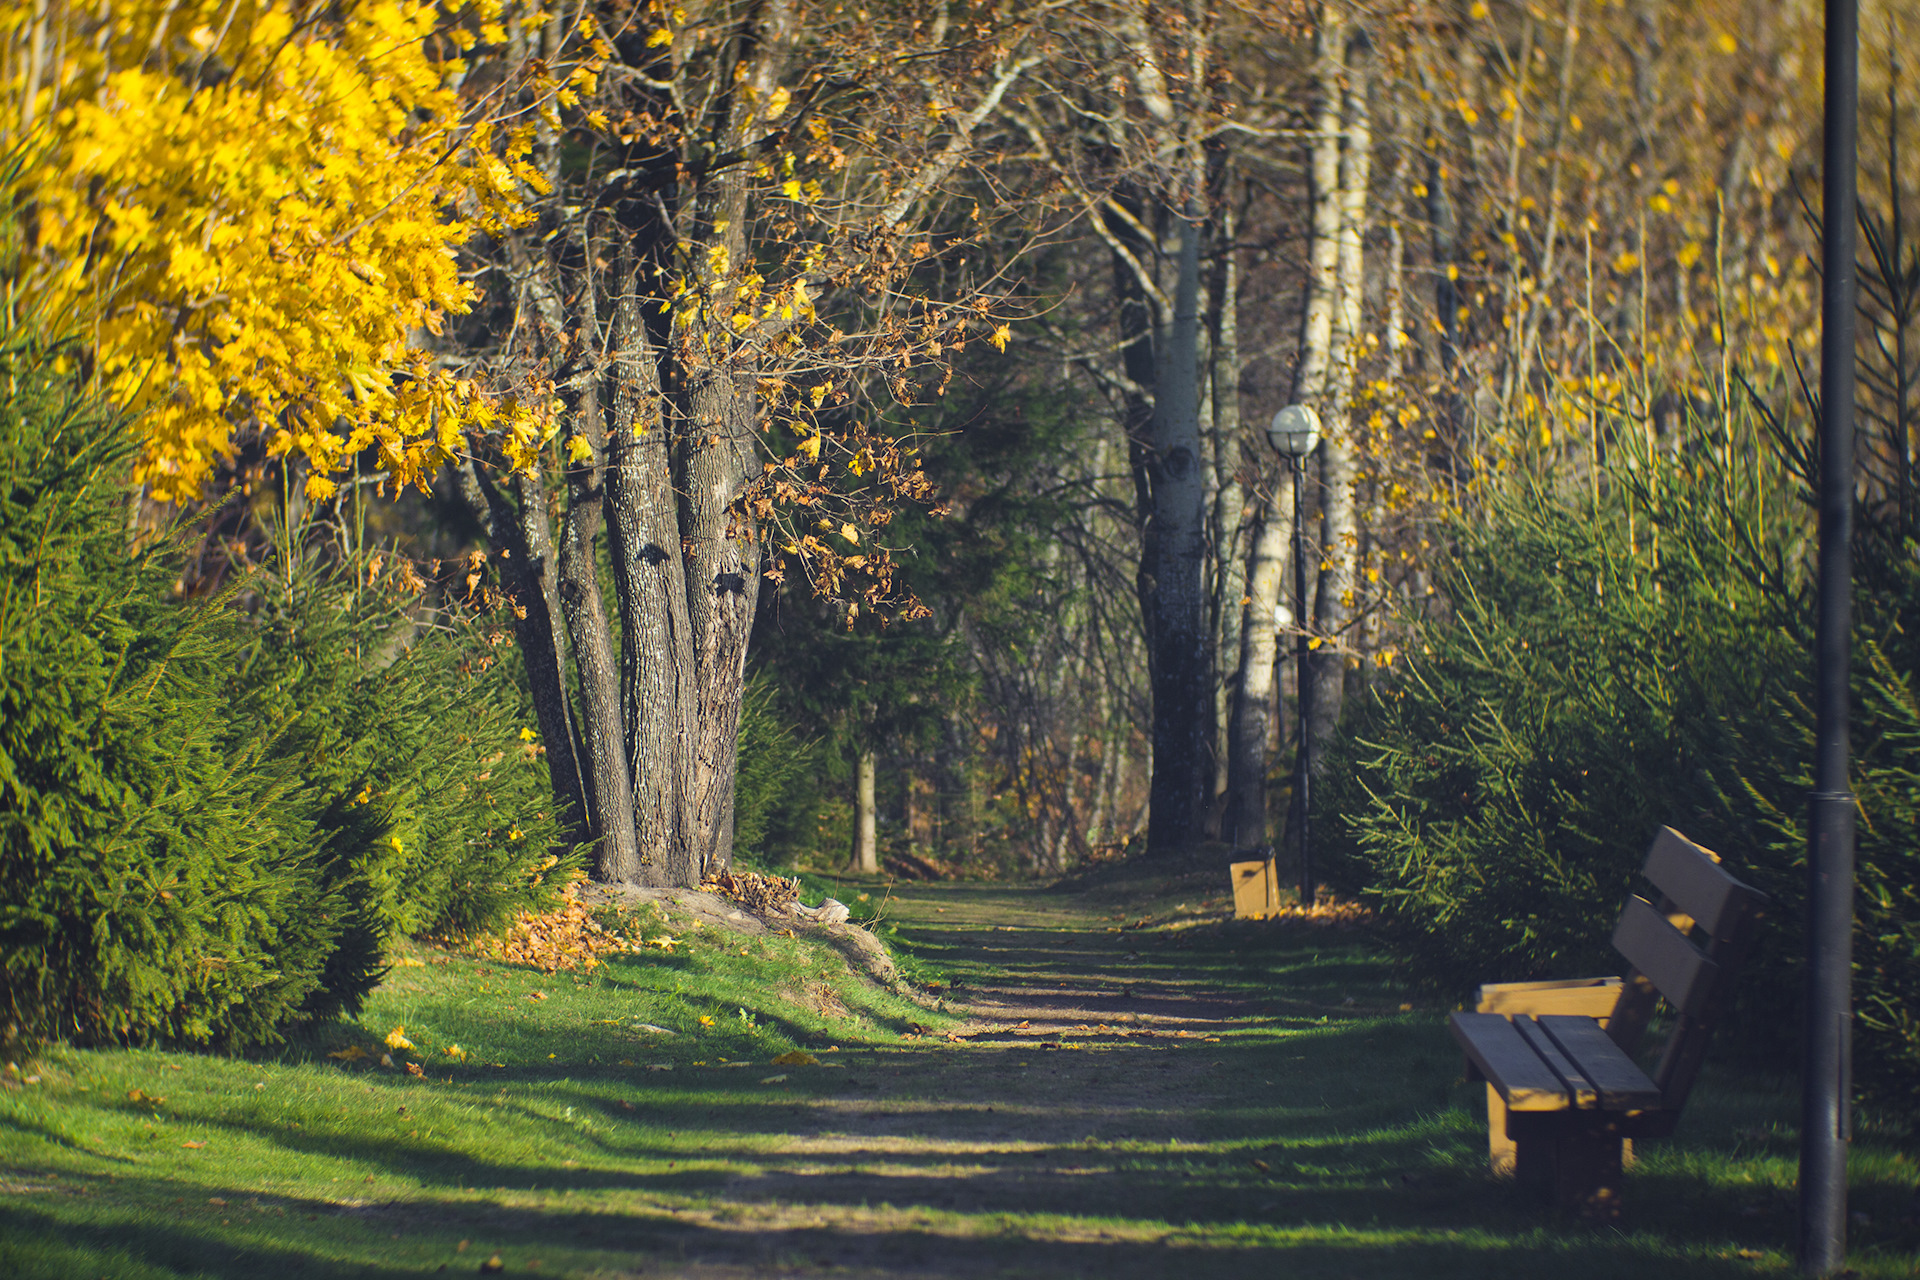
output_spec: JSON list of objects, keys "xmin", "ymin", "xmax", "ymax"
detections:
[{"xmin": 1605, "ymin": 827, "xmax": 1767, "ymax": 1111}]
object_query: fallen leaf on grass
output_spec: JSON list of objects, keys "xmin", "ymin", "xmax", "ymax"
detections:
[
  {"xmin": 759, "ymin": 1074, "xmax": 789, "ymax": 1084},
  {"xmin": 181, "ymin": 1141, "xmax": 206, "ymax": 1149},
  {"xmin": 1249, "ymin": 1159, "xmax": 1271, "ymax": 1173},
  {"xmin": 385, "ymin": 1027, "xmax": 415, "ymax": 1051},
  {"xmin": 771, "ymin": 1051, "xmax": 819, "ymax": 1066},
  {"xmin": 208, "ymin": 1197, "xmax": 227, "ymax": 1206},
  {"xmin": 394, "ymin": 957, "xmax": 427, "ymax": 968},
  {"xmin": 328, "ymin": 1046, "xmax": 369, "ymax": 1062},
  {"xmin": 480, "ymin": 1254, "xmax": 505, "ymax": 1274},
  {"xmin": 406, "ymin": 1062, "xmax": 424, "ymax": 1077},
  {"xmin": 527, "ymin": 991, "xmax": 549, "ymax": 1002},
  {"xmin": 697, "ymin": 1015, "xmax": 716, "ymax": 1026},
  {"xmin": 646, "ymin": 1063, "xmax": 673, "ymax": 1072},
  {"xmin": 445, "ymin": 1045, "xmax": 466, "ymax": 1060},
  {"xmin": 126, "ymin": 1088, "xmax": 165, "ymax": 1104}
]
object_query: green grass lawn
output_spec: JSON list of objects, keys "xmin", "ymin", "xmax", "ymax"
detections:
[{"xmin": 1, "ymin": 870, "xmax": 1915, "ymax": 1278}]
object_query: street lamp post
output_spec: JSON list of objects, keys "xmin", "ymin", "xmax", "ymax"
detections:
[
  {"xmin": 1268, "ymin": 406, "xmax": 1321, "ymax": 908},
  {"xmin": 1802, "ymin": 0, "xmax": 1858, "ymax": 1272}
]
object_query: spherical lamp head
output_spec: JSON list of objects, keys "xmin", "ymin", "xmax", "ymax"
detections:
[{"xmin": 1267, "ymin": 404, "xmax": 1322, "ymax": 458}]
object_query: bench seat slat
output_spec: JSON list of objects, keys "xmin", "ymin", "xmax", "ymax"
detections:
[
  {"xmin": 1537, "ymin": 1015, "xmax": 1665, "ymax": 1110},
  {"xmin": 1448, "ymin": 1012, "xmax": 1572, "ymax": 1111},
  {"xmin": 1512, "ymin": 1016, "xmax": 1598, "ymax": 1108}
]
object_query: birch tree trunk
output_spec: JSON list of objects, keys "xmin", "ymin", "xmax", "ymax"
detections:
[
  {"xmin": 1307, "ymin": 24, "xmax": 1371, "ymax": 782},
  {"xmin": 1224, "ymin": 2, "xmax": 1348, "ymax": 853},
  {"xmin": 1207, "ymin": 182, "xmax": 1248, "ymax": 819},
  {"xmin": 852, "ymin": 748, "xmax": 879, "ymax": 873}
]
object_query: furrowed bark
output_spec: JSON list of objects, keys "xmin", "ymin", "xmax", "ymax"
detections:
[
  {"xmin": 604, "ymin": 264, "xmax": 696, "ymax": 887},
  {"xmin": 557, "ymin": 379, "xmax": 642, "ymax": 884},
  {"xmin": 679, "ymin": 371, "xmax": 762, "ymax": 880}
]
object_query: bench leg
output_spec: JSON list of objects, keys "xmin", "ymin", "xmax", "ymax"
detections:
[
  {"xmin": 1486, "ymin": 1085, "xmax": 1517, "ymax": 1177},
  {"xmin": 1552, "ymin": 1133, "xmax": 1624, "ymax": 1220}
]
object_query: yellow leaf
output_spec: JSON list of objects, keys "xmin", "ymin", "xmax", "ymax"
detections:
[
  {"xmin": 839, "ymin": 523, "xmax": 859, "ymax": 544},
  {"xmin": 647, "ymin": 26, "xmax": 673, "ymax": 46},
  {"xmin": 520, "ymin": 728, "xmax": 538, "ymax": 742},
  {"xmin": 385, "ymin": 1027, "xmax": 415, "ymax": 1051},
  {"xmin": 771, "ymin": 1050, "xmax": 819, "ymax": 1066},
  {"xmin": 566, "ymin": 435, "xmax": 594, "ymax": 463},
  {"xmin": 759, "ymin": 1074, "xmax": 789, "ymax": 1084},
  {"xmin": 328, "ymin": 1046, "xmax": 369, "ymax": 1061},
  {"xmin": 698, "ymin": 1015, "xmax": 717, "ymax": 1026},
  {"xmin": 988, "ymin": 324, "xmax": 1011, "ymax": 353},
  {"xmin": 445, "ymin": 1044, "xmax": 466, "ymax": 1059}
]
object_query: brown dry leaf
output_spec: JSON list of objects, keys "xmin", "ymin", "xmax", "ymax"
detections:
[
  {"xmin": 451, "ymin": 878, "xmax": 644, "ymax": 974},
  {"xmin": 405, "ymin": 1062, "xmax": 424, "ymax": 1078},
  {"xmin": 181, "ymin": 1141, "xmax": 206, "ymax": 1149},
  {"xmin": 207, "ymin": 1197, "xmax": 227, "ymax": 1206},
  {"xmin": 771, "ymin": 1050, "xmax": 819, "ymax": 1066},
  {"xmin": 699, "ymin": 869, "xmax": 801, "ymax": 915},
  {"xmin": 527, "ymin": 990, "xmax": 548, "ymax": 1002}
]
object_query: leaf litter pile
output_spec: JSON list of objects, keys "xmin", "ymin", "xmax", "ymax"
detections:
[
  {"xmin": 434, "ymin": 879, "xmax": 679, "ymax": 974},
  {"xmin": 699, "ymin": 868, "xmax": 802, "ymax": 915}
]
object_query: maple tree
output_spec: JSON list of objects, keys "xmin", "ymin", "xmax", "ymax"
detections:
[{"xmin": 3, "ymin": 0, "xmax": 545, "ymax": 504}]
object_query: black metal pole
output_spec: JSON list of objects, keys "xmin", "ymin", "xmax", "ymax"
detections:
[
  {"xmin": 1800, "ymin": 0, "xmax": 1858, "ymax": 1271},
  {"xmin": 1291, "ymin": 456, "xmax": 1313, "ymax": 907}
]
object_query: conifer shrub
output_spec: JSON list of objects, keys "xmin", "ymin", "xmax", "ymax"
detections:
[
  {"xmin": 230, "ymin": 568, "xmax": 579, "ymax": 942},
  {"xmin": 0, "ymin": 335, "xmax": 370, "ymax": 1052},
  {"xmin": 1323, "ymin": 452, "xmax": 1920, "ymax": 1122}
]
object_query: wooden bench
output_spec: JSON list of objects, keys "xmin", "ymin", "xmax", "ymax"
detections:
[{"xmin": 1447, "ymin": 827, "xmax": 1767, "ymax": 1217}]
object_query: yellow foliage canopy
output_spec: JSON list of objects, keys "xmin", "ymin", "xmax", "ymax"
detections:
[{"xmin": 3, "ymin": 0, "xmax": 546, "ymax": 503}]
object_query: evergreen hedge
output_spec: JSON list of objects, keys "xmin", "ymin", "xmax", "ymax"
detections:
[
  {"xmin": 0, "ymin": 335, "xmax": 362, "ymax": 1050},
  {"xmin": 1323, "ymin": 446, "xmax": 1920, "ymax": 1121},
  {"xmin": 0, "ymin": 331, "xmax": 578, "ymax": 1054}
]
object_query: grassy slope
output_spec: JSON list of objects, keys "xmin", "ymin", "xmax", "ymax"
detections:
[
  {"xmin": 0, "ymin": 908, "xmax": 952, "ymax": 1279},
  {"xmin": 0, "ymin": 865, "xmax": 1915, "ymax": 1278}
]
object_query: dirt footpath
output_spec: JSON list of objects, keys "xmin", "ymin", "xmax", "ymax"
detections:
[{"xmin": 625, "ymin": 877, "xmax": 1384, "ymax": 1279}]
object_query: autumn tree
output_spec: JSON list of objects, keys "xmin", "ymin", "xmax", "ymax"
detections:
[
  {"xmin": 3, "ymin": 0, "xmax": 543, "ymax": 503},
  {"xmin": 434, "ymin": 0, "xmax": 1053, "ymax": 886}
]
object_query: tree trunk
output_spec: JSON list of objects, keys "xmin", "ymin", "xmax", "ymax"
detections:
[
  {"xmin": 1307, "ymin": 24, "xmax": 1372, "ymax": 785},
  {"xmin": 1223, "ymin": 474, "xmax": 1295, "ymax": 848},
  {"xmin": 451, "ymin": 458, "xmax": 590, "ymax": 844},
  {"xmin": 603, "ymin": 269, "xmax": 698, "ymax": 887},
  {"xmin": 1207, "ymin": 180, "xmax": 1247, "ymax": 821},
  {"xmin": 557, "ymin": 381, "xmax": 642, "ymax": 884},
  {"xmin": 1144, "ymin": 200, "xmax": 1209, "ymax": 855},
  {"xmin": 851, "ymin": 748, "xmax": 879, "ymax": 873}
]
